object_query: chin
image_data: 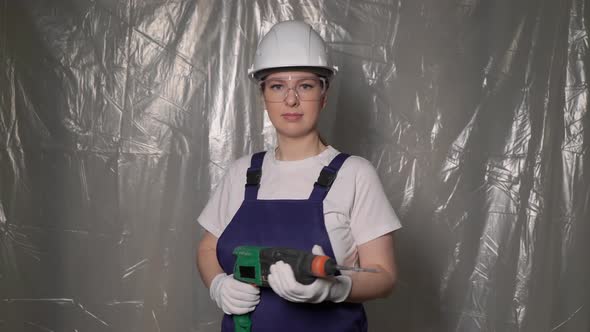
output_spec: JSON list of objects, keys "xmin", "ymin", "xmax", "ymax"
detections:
[{"xmin": 275, "ymin": 128, "xmax": 315, "ymax": 139}]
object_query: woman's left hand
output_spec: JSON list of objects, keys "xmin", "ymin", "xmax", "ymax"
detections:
[{"xmin": 267, "ymin": 245, "xmax": 352, "ymax": 303}]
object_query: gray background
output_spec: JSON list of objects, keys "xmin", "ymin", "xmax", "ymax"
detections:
[{"xmin": 1, "ymin": 0, "xmax": 589, "ymax": 331}]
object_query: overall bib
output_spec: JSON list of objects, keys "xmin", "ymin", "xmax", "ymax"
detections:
[{"xmin": 216, "ymin": 151, "xmax": 368, "ymax": 332}]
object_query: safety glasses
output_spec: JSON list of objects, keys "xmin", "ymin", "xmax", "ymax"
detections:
[{"xmin": 259, "ymin": 76, "xmax": 327, "ymax": 103}]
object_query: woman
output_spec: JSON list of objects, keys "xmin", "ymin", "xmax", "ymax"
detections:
[{"xmin": 197, "ymin": 20, "xmax": 401, "ymax": 331}]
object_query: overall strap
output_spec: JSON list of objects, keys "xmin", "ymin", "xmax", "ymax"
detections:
[
  {"xmin": 309, "ymin": 153, "xmax": 351, "ymax": 201},
  {"xmin": 244, "ymin": 151, "xmax": 266, "ymax": 201}
]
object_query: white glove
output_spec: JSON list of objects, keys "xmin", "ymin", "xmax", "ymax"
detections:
[
  {"xmin": 209, "ymin": 273, "xmax": 260, "ymax": 315},
  {"xmin": 267, "ymin": 245, "xmax": 352, "ymax": 303}
]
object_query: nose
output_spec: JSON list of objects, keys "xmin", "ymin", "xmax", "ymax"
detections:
[{"xmin": 283, "ymin": 88, "xmax": 299, "ymax": 107}]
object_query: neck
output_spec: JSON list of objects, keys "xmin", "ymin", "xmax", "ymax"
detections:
[{"xmin": 275, "ymin": 132, "xmax": 327, "ymax": 161}]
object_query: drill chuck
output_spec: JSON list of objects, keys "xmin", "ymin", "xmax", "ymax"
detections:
[{"xmin": 310, "ymin": 254, "xmax": 339, "ymax": 278}]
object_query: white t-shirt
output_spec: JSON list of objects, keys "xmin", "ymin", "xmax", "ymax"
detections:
[{"xmin": 197, "ymin": 146, "xmax": 402, "ymax": 268}]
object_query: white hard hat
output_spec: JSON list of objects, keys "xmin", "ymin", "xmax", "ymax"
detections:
[{"xmin": 248, "ymin": 21, "xmax": 338, "ymax": 80}]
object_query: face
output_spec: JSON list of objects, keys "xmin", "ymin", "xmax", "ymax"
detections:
[{"xmin": 260, "ymin": 71, "xmax": 328, "ymax": 141}]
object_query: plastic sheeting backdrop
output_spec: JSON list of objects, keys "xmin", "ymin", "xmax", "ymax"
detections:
[{"xmin": 1, "ymin": 0, "xmax": 589, "ymax": 331}]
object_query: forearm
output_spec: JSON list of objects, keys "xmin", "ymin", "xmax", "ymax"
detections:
[
  {"xmin": 196, "ymin": 231, "xmax": 224, "ymax": 288},
  {"xmin": 346, "ymin": 263, "xmax": 396, "ymax": 302},
  {"xmin": 345, "ymin": 233, "xmax": 397, "ymax": 303}
]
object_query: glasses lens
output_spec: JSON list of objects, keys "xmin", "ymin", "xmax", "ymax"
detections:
[
  {"xmin": 261, "ymin": 77, "xmax": 325, "ymax": 102},
  {"xmin": 262, "ymin": 79, "xmax": 288, "ymax": 102},
  {"xmin": 296, "ymin": 78, "xmax": 324, "ymax": 101}
]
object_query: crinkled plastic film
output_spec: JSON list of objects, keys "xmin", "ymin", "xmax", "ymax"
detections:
[{"xmin": 0, "ymin": 1, "xmax": 588, "ymax": 331}]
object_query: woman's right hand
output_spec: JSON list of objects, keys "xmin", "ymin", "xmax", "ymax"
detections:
[{"xmin": 209, "ymin": 273, "xmax": 260, "ymax": 315}]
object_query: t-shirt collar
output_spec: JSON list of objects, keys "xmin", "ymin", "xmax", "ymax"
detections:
[{"xmin": 268, "ymin": 145, "xmax": 339, "ymax": 167}]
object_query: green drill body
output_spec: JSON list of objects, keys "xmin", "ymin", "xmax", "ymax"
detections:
[
  {"xmin": 232, "ymin": 245, "xmax": 339, "ymax": 286},
  {"xmin": 230, "ymin": 245, "xmax": 339, "ymax": 332}
]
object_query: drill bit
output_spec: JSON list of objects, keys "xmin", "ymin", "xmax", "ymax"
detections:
[{"xmin": 336, "ymin": 265, "xmax": 379, "ymax": 273}]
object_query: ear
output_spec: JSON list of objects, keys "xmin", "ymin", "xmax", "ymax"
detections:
[{"xmin": 321, "ymin": 94, "xmax": 328, "ymax": 109}]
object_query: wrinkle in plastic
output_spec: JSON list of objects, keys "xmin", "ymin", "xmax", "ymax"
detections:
[{"xmin": 0, "ymin": 1, "xmax": 588, "ymax": 331}]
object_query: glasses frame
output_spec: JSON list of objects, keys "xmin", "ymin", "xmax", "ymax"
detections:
[{"xmin": 258, "ymin": 76, "xmax": 327, "ymax": 103}]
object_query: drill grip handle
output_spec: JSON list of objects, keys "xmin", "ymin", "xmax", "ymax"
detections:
[{"xmin": 233, "ymin": 313, "xmax": 252, "ymax": 332}]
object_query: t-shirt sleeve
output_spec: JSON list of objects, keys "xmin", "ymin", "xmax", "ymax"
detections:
[
  {"xmin": 350, "ymin": 158, "xmax": 402, "ymax": 245},
  {"xmin": 197, "ymin": 169, "xmax": 234, "ymax": 238}
]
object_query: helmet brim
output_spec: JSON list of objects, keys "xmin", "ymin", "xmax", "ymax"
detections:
[{"xmin": 250, "ymin": 66, "xmax": 336, "ymax": 81}]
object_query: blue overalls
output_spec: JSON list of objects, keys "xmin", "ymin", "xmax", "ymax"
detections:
[{"xmin": 216, "ymin": 151, "xmax": 368, "ymax": 332}]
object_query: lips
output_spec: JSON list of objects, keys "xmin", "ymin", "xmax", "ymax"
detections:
[{"xmin": 281, "ymin": 113, "xmax": 303, "ymax": 122}]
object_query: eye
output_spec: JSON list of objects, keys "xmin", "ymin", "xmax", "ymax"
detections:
[
  {"xmin": 269, "ymin": 83, "xmax": 285, "ymax": 91},
  {"xmin": 298, "ymin": 80, "xmax": 319, "ymax": 90}
]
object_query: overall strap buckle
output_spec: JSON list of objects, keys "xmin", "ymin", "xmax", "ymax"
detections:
[
  {"xmin": 315, "ymin": 168, "xmax": 337, "ymax": 189},
  {"xmin": 244, "ymin": 151, "xmax": 266, "ymax": 201},
  {"xmin": 246, "ymin": 169, "xmax": 262, "ymax": 186},
  {"xmin": 309, "ymin": 153, "xmax": 351, "ymax": 201}
]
